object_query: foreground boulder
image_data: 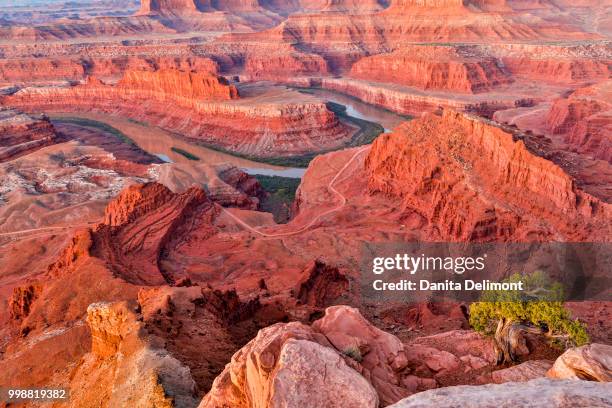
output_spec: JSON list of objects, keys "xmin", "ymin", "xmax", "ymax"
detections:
[
  {"xmin": 547, "ymin": 343, "xmax": 612, "ymax": 382},
  {"xmin": 312, "ymin": 305, "xmax": 411, "ymax": 404},
  {"xmin": 492, "ymin": 360, "xmax": 553, "ymax": 384},
  {"xmin": 199, "ymin": 321, "xmax": 379, "ymax": 408},
  {"xmin": 388, "ymin": 378, "xmax": 612, "ymax": 408},
  {"xmin": 201, "ymin": 305, "xmax": 432, "ymax": 407},
  {"xmin": 201, "ymin": 305, "xmax": 502, "ymax": 407}
]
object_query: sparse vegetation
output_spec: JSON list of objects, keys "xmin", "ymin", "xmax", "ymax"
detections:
[
  {"xmin": 342, "ymin": 346, "xmax": 363, "ymax": 362},
  {"xmin": 51, "ymin": 116, "xmax": 135, "ymax": 145},
  {"xmin": 325, "ymin": 101, "xmax": 385, "ymax": 146},
  {"xmin": 171, "ymin": 147, "xmax": 200, "ymax": 161},
  {"xmin": 176, "ymin": 91, "xmax": 410, "ymax": 168},
  {"xmin": 127, "ymin": 118, "xmax": 149, "ymax": 127},
  {"xmin": 469, "ymin": 271, "xmax": 589, "ymax": 365},
  {"xmin": 254, "ymin": 175, "xmax": 301, "ymax": 224}
]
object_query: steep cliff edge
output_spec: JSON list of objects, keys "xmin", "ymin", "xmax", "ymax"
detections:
[
  {"xmin": 117, "ymin": 69, "xmax": 239, "ymax": 101},
  {"xmin": 69, "ymin": 301, "xmax": 199, "ymax": 407},
  {"xmin": 365, "ymin": 110, "xmax": 610, "ymax": 241},
  {"xmin": 546, "ymin": 81, "xmax": 611, "ymax": 163},
  {"xmin": 0, "ymin": 108, "xmax": 61, "ymax": 162},
  {"xmin": 2, "ymin": 70, "xmax": 352, "ymax": 158}
]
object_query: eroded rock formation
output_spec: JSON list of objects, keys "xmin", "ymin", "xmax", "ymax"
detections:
[
  {"xmin": 365, "ymin": 110, "xmax": 611, "ymax": 241},
  {"xmin": 546, "ymin": 80, "xmax": 611, "ymax": 162},
  {"xmin": 3, "ymin": 70, "xmax": 352, "ymax": 158},
  {"xmin": 96, "ymin": 182, "xmax": 220, "ymax": 285},
  {"xmin": 0, "ymin": 108, "xmax": 61, "ymax": 162},
  {"xmin": 350, "ymin": 45, "xmax": 513, "ymax": 94},
  {"xmin": 69, "ymin": 301, "xmax": 199, "ymax": 407}
]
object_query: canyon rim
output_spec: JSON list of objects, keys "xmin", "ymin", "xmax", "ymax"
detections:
[{"xmin": 0, "ymin": 1, "xmax": 611, "ymax": 407}]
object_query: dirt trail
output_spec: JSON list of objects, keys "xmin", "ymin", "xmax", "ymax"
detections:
[
  {"xmin": 221, "ymin": 146, "xmax": 370, "ymax": 238},
  {"xmin": 1, "ymin": 146, "xmax": 368, "ymax": 242},
  {"xmin": 0, "ymin": 225, "xmax": 90, "ymax": 241}
]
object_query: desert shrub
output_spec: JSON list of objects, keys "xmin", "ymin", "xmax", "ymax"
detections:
[
  {"xmin": 342, "ymin": 346, "xmax": 363, "ymax": 363},
  {"xmin": 470, "ymin": 271, "xmax": 589, "ymax": 363}
]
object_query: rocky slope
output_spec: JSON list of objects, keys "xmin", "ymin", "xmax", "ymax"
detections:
[
  {"xmin": 546, "ymin": 80, "xmax": 611, "ymax": 163},
  {"xmin": 2, "ymin": 70, "xmax": 353, "ymax": 158},
  {"xmin": 365, "ymin": 110, "xmax": 611, "ymax": 241},
  {"xmin": 0, "ymin": 108, "xmax": 61, "ymax": 162},
  {"xmin": 69, "ymin": 301, "xmax": 199, "ymax": 407},
  {"xmin": 201, "ymin": 306, "xmax": 499, "ymax": 407},
  {"xmin": 350, "ymin": 45, "xmax": 513, "ymax": 94}
]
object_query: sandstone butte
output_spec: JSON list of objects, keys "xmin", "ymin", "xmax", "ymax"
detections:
[
  {"xmin": 2, "ymin": 69, "xmax": 353, "ymax": 158},
  {"xmin": 349, "ymin": 45, "xmax": 514, "ymax": 94}
]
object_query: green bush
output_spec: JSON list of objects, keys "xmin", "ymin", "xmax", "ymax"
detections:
[
  {"xmin": 469, "ymin": 271, "xmax": 589, "ymax": 348},
  {"xmin": 342, "ymin": 347, "xmax": 363, "ymax": 362},
  {"xmin": 171, "ymin": 147, "xmax": 200, "ymax": 161}
]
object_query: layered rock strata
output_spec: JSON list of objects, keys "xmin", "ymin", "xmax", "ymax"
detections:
[
  {"xmin": 2, "ymin": 70, "xmax": 352, "ymax": 158},
  {"xmin": 288, "ymin": 77, "xmax": 515, "ymax": 116},
  {"xmin": 546, "ymin": 81, "xmax": 611, "ymax": 162},
  {"xmin": 0, "ymin": 108, "xmax": 61, "ymax": 162},
  {"xmin": 365, "ymin": 110, "xmax": 611, "ymax": 241},
  {"xmin": 350, "ymin": 45, "xmax": 513, "ymax": 94}
]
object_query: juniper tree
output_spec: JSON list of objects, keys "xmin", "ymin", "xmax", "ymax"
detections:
[{"xmin": 469, "ymin": 271, "xmax": 589, "ymax": 365}]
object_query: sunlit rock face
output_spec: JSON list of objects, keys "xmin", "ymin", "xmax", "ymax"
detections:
[
  {"xmin": 2, "ymin": 70, "xmax": 353, "ymax": 158},
  {"xmin": 0, "ymin": 108, "xmax": 61, "ymax": 162},
  {"xmin": 365, "ymin": 110, "xmax": 611, "ymax": 241}
]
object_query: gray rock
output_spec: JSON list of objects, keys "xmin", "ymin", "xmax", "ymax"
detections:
[{"xmin": 389, "ymin": 378, "xmax": 612, "ymax": 408}]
